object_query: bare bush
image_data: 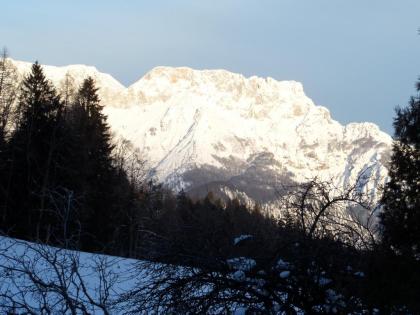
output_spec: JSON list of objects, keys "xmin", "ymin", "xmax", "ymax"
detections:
[
  {"xmin": 278, "ymin": 171, "xmax": 380, "ymax": 249},
  {"xmin": 0, "ymin": 48, "xmax": 19, "ymax": 140},
  {"xmin": 0, "ymin": 238, "xmax": 131, "ymax": 314},
  {"xmin": 112, "ymin": 136, "xmax": 148, "ymax": 190}
]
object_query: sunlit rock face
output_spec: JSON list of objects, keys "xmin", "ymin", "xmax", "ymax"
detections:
[{"xmin": 12, "ymin": 59, "xmax": 392, "ymax": 207}]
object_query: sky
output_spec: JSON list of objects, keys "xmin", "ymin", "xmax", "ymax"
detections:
[{"xmin": 1, "ymin": 0, "xmax": 419, "ymax": 135}]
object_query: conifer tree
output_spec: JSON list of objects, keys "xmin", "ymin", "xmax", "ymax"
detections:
[
  {"xmin": 381, "ymin": 78, "xmax": 420, "ymax": 258},
  {"xmin": 6, "ymin": 62, "xmax": 65, "ymax": 241},
  {"xmin": 69, "ymin": 77, "xmax": 121, "ymax": 250},
  {"xmin": 75, "ymin": 77, "xmax": 114, "ymax": 175}
]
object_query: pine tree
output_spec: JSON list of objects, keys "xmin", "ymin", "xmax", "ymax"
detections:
[
  {"xmin": 381, "ymin": 78, "xmax": 420, "ymax": 258},
  {"xmin": 6, "ymin": 62, "xmax": 65, "ymax": 241}
]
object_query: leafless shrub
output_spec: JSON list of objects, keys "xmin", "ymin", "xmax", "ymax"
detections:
[
  {"xmin": 0, "ymin": 238, "xmax": 129, "ymax": 314},
  {"xmin": 277, "ymin": 169, "xmax": 380, "ymax": 249},
  {"xmin": 112, "ymin": 136, "xmax": 148, "ymax": 190},
  {"xmin": 0, "ymin": 48, "xmax": 19, "ymax": 140}
]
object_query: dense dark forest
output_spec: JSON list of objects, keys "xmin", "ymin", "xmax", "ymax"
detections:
[{"xmin": 0, "ymin": 53, "xmax": 419, "ymax": 313}]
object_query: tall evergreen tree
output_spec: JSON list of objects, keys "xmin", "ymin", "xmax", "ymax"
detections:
[
  {"xmin": 6, "ymin": 62, "xmax": 66, "ymax": 241},
  {"xmin": 76, "ymin": 77, "xmax": 114, "ymax": 170},
  {"xmin": 69, "ymin": 77, "xmax": 122, "ymax": 250},
  {"xmin": 381, "ymin": 78, "xmax": 420, "ymax": 258}
]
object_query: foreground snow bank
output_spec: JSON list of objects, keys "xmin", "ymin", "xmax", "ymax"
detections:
[
  {"xmin": 0, "ymin": 237, "xmax": 139, "ymax": 313},
  {"xmin": 0, "ymin": 237, "xmax": 386, "ymax": 314}
]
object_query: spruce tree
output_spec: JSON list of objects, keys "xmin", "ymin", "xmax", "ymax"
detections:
[
  {"xmin": 6, "ymin": 62, "xmax": 65, "ymax": 241},
  {"xmin": 69, "ymin": 77, "xmax": 120, "ymax": 250},
  {"xmin": 381, "ymin": 78, "xmax": 420, "ymax": 258},
  {"xmin": 73, "ymin": 77, "xmax": 114, "ymax": 177}
]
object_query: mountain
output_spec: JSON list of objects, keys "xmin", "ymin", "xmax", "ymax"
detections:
[
  {"xmin": 10, "ymin": 59, "xmax": 392, "ymax": 207},
  {"xmin": 11, "ymin": 59, "xmax": 127, "ymax": 106}
]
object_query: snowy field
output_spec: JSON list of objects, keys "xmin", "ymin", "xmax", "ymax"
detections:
[
  {"xmin": 0, "ymin": 237, "xmax": 256, "ymax": 314},
  {"xmin": 0, "ymin": 237, "xmax": 139, "ymax": 313},
  {"xmin": 0, "ymin": 236, "xmax": 382, "ymax": 314}
]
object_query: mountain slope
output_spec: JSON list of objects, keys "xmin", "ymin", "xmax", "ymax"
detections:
[
  {"xmin": 12, "ymin": 59, "xmax": 126, "ymax": 106},
  {"xmin": 10, "ymin": 59, "xmax": 392, "ymax": 205},
  {"xmin": 105, "ymin": 66, "xmax": 391, "ymax": 204}
]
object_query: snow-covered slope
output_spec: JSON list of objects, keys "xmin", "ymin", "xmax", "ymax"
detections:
[
  {"xmin": 0, "ymin": 235, "xmax": 383, "ymax": 314},
  {"xmin": 0, "ymin": 236, "xmax": 138, "ymax": 313},
  {"xmin": 10, "ymin": 59, "xmax": 392, "ymax": 205},
  {"xmin": 12, "ymin": 59, "xmax": 127, "ymax": 106}
]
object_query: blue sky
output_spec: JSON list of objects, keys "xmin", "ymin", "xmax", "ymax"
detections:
[{"xmin": 1, "ymin": 0, "xmax": 419, "ymax": 134}]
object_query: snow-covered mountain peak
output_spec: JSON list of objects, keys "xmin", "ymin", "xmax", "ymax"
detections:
[
  {"xmin": 10, "ymin": 58, "xmax": 126, "ymax": 106},
  {"xmin": 107, "ymin": 66, "xmax": 391, "ymax": 204},
  {"xmin": 132, "ymin": 66, "xmax": 307, "ymax": 100},
  {"xmin": 127, "ymin": 66, "xmax": 313, "ymax": 122},
  {"xmin": 8, "ymin": 58, "xmax": 392, "ymax": 208}
]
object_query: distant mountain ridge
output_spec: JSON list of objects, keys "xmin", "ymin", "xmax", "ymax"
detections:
[{"xmin": 11, "ymin": 59, "xmax": 392, "ymax": 208}]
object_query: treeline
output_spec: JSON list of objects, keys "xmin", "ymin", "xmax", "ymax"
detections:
[
  {"xmin": 0, "ymin": 60, "xmax": 129, "ymax": 252},
  {"xmin": 0, "ymin": 56, "xmax": 277, "ymax": 259}
]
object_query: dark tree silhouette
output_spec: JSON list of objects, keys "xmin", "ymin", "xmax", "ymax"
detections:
[
  {"xmin": 381, "ymin": 78, "xmax": 420, "ymax": 258},
  {"xmin": 5, "ymin": 62, "xmax": 67, "ymax": 242},
  {"xmin": 68, "ymin": 77, "xmax": 129, "ymax": 251}
]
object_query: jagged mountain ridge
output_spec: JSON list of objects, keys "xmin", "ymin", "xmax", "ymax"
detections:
[{"xmin": 11, "ymin": 59, "xmax": 392, "ymax": 205}]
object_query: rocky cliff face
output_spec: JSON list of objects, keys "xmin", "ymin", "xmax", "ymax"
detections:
[{"xmin": 11, "ymin": 59, "xmax": 392, "ymax": 206}]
